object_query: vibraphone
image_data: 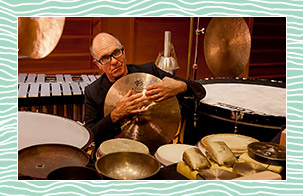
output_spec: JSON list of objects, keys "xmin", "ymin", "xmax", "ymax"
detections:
[{"xmin": 18, "ymin": 73, "xmax": 100, "ymax": 122}]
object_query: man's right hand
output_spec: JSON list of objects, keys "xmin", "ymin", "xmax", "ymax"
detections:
[{"xmin": 110, "ymin": 90, "xmax": 149, "ymax": 123}]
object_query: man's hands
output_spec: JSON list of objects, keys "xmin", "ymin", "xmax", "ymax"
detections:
[
  {"xmin": 110, "ymin": 77, "xmax": 187, "ymax": 123},
  {"xmin": 111, "ymin": 90, "xmax": 148, "ymax": 123},
  {"xmin": 144, "ymin": 77, "xmax": 187, "ymax": 102}
]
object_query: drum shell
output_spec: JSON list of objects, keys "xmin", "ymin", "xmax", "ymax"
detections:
[{"xmin": 197, "ymin": 104, "xmax": 285, "ymax": 142}]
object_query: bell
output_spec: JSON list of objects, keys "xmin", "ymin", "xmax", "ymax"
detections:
[{"xmin": 156, "ymin": 31, "xmax": 179, "ymax": 75}]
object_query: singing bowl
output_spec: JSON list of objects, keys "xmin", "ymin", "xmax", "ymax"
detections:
[
  {"xmin": 47, "ymin": 166, "xmax": 102, "ymax": 180},
  {"xmin": 95, "ymin": 152, "xmax": 161, "ymax": 180}
]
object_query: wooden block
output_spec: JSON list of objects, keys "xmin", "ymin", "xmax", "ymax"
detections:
[{"xmin": 280, "ymin": 129, "xmax": 286, "ymax": 147}]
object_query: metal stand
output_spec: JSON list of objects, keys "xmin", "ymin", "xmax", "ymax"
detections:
[{"xmin": 192, "ymin": 17, "xmax": 205, "ymax": 80}]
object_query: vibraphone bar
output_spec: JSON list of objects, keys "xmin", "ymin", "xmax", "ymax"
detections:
[{"xmin": 18, "ymin": 73, "xmax": 100, "ymax": 122}]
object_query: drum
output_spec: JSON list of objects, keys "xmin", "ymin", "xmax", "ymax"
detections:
[
  {"xmin": 195, "ymin": 78, "xmax": 286, "ymax": 142},
  {"xmin": 154, "ymin": 144, "xmax": 195, "ymax": 166},
  {"xmin": 96, "ymin": 138, "xmax": 149, "ymax": 159},
  {"xmin": 18, "ymin": 111, "xmax": 93, "ymax": 150}
]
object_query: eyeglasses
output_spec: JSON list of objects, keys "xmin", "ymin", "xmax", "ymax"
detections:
[{"xmin": 97, "ymin": 48, "xmax": 124, "ymax": 65}]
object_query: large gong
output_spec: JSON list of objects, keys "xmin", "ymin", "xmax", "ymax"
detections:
[{"xmin": 204, "ymin": 17, "xmax": 251, "ymax": 77}]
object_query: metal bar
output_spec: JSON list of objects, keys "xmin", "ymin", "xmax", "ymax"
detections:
[
  {"xmin": 61, "ymin": 82, "xmax": 72, "ymax": 96},
  {"xmin": 88, "ymin": 75, "xmax": 96, "ymax": 83},
  {"xmin": 26, "ymin": 74, "xmax": 36, "ymax": 83},
  {"xmin": 51, "ymin": 83, "xmax": 61, "ymax": 96},
  {"xmin": 70, "ymin": 82, "xmax": 81, "ymax": 95},
  {"xmin": 36, "ymin": 74, "xmax": 45, "ymax": 83},
  {"xmin": 40, "ymin": 83, "xmax": 50, "ymax": 97},
  {"xmin": 18, "ymin": 74, "xmax": 27, "ymax": 83},
  {"xmin": 64, "ymin": 74, "xmax": 73, "ymax": 83},
  {"xmin": 81, "ymin": 74, "xmax": 90, "ymax": 83},
  {"xmin": 28, "ymin": 83, "xmax": 40, "ymax": 97},
  {"xmin": 56, "ymin": 74, "xmax": 64, "ymax": 83},
  {"xmin": 18, "ymin": 83, "xmax": 29, "ymax": 98}
]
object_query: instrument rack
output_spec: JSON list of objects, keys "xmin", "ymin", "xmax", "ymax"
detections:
[{"xmin": 18, "ymin": 73, "xmax": 100, "ymax": 122}]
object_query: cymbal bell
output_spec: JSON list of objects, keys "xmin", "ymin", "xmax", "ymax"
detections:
[
  {"xmin": 104, "ymin": 73, "xmax": 181, "ymax": 153},
  {"xmin": 18, "ymin": 17, "xmax": 65, "ymax": 59},
  {"xmin": 204, "ymin": 17, "xmax": 251, "ymax": 77}
]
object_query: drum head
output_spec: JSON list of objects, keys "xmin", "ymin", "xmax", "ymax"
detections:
[
  {"xmin": 201, "ymin": 133, "xmax": 259, "ymax": 156},
  {"xmin": 154, "ymin": 144, "xmax": 194, "ymax": 166},
  {"xmin": 201, "ymin": 81, "xmax": 286, "ymax": 117},
  {"xmin": 96, "ymin": 138, "xmax": 149, "ymax": 159},
  {"xmin": 18, "ymin": 111, "xmax": 93, "ymax": 150}
]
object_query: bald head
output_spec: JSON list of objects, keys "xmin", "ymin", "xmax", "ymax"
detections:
[
  {"xmin": 91, "ymin": 32, "xmax": 127, "ymax": 82},
  {"xmin": 91, "ymin": 33, "xmax": 122, "ymax": 59}
]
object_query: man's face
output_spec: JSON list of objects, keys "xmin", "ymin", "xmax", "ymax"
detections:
[{"xmin": 93, "ymin": 35, "xmax": 127, "ymax": 82}]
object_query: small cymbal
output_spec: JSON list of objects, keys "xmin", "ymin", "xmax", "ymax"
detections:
[
  {"xmin": 247, "ymin": 142, "xmax": 286, "ymax": 166},
  {"xmin": 104, "ymin": 73, "xmax": 181, "ymax": 153},
  {"xmin": 18, "ymin": 17, "xmax": 65, "ymax": 59},
  {"xmin": 233, "ymin": 162, "xmax": 268, "ymax": 176},
  {"xmin": 204, "ymin": 17, "xmax": 251, "ymax": 77},
  {"xmin": 197, "ymin": 169, "xmax": 237, "ymax": 180}
]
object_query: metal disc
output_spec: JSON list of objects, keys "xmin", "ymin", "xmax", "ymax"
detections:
[
  {"xmin": 18, "ymin": 17, "xmax": 65, "ymax": 59},
  {"xmin": 233, "ymin": 162, "xmax": 268, "ymax": 176},
  {"xmin": 204, "ymin": 17, "xmax": 251, "ymax": 77},
  {"xmin": 104, "ymin": 73, "xmax": 181, "ymax": 153},
  {"xmin": 18, "ymin": 144, "xmax": 89, "ymax": 179},
  {"xmin": 247, "ymin": 142, "xmax": 286, "ymax": 165},
  {"xmin": 197, "ymin": 169, "xmax": 237, "ymax": 180}
]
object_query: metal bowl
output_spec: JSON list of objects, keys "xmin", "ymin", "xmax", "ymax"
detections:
[{"xmin": 95, "ymin": 152, "xmax": 161, "ymax": 180}]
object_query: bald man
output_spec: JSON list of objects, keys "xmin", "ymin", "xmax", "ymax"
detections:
[{"xmin": 84, "ymin": 32, "xmax": 206, "ymax": 147}]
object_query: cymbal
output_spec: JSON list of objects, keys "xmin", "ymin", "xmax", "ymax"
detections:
[
  {"xmin": 18, "ymin": 17, "xmax": 65, "ymax": 59},
  {"xmin": 197, "ymin": 169, "xmax": 237, "ymax": 180},
  {"xmin": 204, "ymin": 17, "xmax": 251, "ymax": 77},
  {"xmin": 233, "ymin": 162, "xmax": 268, "ymax": 176},
  {"xmin": 247, "ymin": 142, "xmax": 286, "ymax": 165},
  {"xmin": 104, "ymin": 73, "xmax": 181, "ymax": 153}
]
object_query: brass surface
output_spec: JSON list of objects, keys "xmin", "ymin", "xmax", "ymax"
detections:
[
  {"xmin": 95, "ymin": 152, "xmax": 161, "ymax": 180},
  {"xmin": 197, "ymin": 169, "xmax": 237, "ymax": 180},
  {"xmin": 18, "ymin": 17, "xmax": 65, "ymax": 59},
  {"xmin": 104, "ymin": 73, "xmax": 181, "ymax": 153},
  {"xmin": 233, "ymin": 162, "xmax": 268, "ymax": 176},
  {"xmin": 18, "ymin": 144, "xmax": 89, "ymax": 179},
  {"xmin": 248, "ymin": 142, "xmax": 286, "ymax": 163},
  {"xmin": 204, "ymin": 17, "xmax": 251, "ymax": 77}
]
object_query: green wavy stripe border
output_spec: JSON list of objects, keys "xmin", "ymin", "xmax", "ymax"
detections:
[{"xmin": 0, "ymin": 0, "xmax": 302, "ymax": 195}]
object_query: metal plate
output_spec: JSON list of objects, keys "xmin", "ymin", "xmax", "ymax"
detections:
[
  {"xmin": 233, "ymin": 162, "xmax": 268, "ymax": 176},
  {"xmin": 197, "ymin": 169, "xmax": 237, "ymax": 180},
  {"xmin": 248, "ymin": 142, "xmax": 286, "ymax": 165},
  {"xmin": 18, "ymin": 144, "xmax": 89, "ymax": 179}
]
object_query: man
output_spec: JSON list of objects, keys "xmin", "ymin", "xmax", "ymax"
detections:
[{"xmin": 84, "ymin": 32, "xmax": 205, "ymax": 148}]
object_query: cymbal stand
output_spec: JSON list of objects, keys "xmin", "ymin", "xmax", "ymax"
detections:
[{"xmin": 192, "ymin": 17, "xmax": 205, "ymax": 80}]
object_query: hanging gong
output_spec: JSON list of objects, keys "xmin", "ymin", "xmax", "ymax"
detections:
[
  {"xmin": 104, "ymin": 73, "xmax": 181, "ymax": 153},
  {"xmin": 18, "ymin": 17, "xmax": 65, "ymax": 59},
  {"xmin": 204, "ymin": 17, "xmax": 251, "ymax": 77}
]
